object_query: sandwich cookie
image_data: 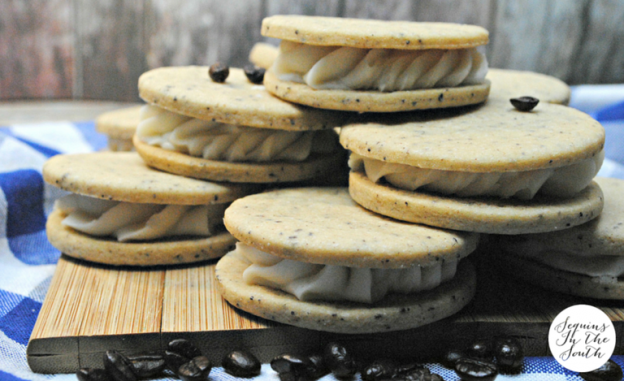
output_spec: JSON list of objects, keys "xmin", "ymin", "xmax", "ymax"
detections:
[
  {"xmin": 487, "ymin": 69, "xmax": 571, "ymax": 105},
  {"xmin": 342, "ymin": 100, "xmax": 605, "ymax": 234},
  {"xmin": 43, "ymin": 152, "xmax": 257, "ymax": 266},
  {"xmin": 262, "ymin": 15, "xmax": 490, "ymax": 112},
  {"xmin": 216, "ymin": 188, "xmax": 479, "ymax": 334},
  {"xmin": 491, "ymin": 177, "xmax": 624, "ymax": 299},
  {"xmin": 96, "ymin": 106, "xmax": 142, "ymax": 151},
  {"xmin": 136, "ymin": 66, "xmax": 348, "ymax": 183}
]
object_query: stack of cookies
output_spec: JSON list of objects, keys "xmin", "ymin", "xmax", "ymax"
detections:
[{"xmin": 214, "ymin": 14, "xmax": 613, "ymax": 336}]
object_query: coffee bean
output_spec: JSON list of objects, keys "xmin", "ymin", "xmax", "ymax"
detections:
[
  {"xmin": 510, "ymin": 96, "xmax": 539, "ymax": 112},
  {"xmin": 495, "ymin": 337, "xmax": 523, "ymax": 373},
  {"xmin": 209, "ymin": 63, "xmax": 229, "ymax": 83},
  {"xmin": 127, "ymin": 354, "xmax": 165, "ymax": 378},
  {"xmin": 278, "ymin": 372, "xmax": 297, "ymax": 381},
  {"xmin": 395, "ymin": 363, "xmax": 422, "ymax": 375},
  {"xmin": 271, "ymin": 354, "xmax": 313, "ymax": 375},
  {"xmin": 362, "ymin": 359, "xmax": 396, "ymax": 381},
  {"xmin": 467, "ymin": 339, "xmax": 494, "ymax": 362},
  {"xmin": 77, "ymin": 368, "xmax": 111, "ymax": 381},
  {"xmin": 323, "ymin": 342, "xmax": 356, "ymax": 378},
  {"xmin": 441, "ymin": 348, "xmax": 465, "ymax": 369},
  {"xmin": 164, "ymin": 350, "xmax": 190, "ymax": 374},
  {"xmin": 168, "ymin": 339, "xmax": 202, "ymax": 360},
  {"xmin": 580, "ymin": 359, "xmax": 623, "ymax": 381},
  {"xmin": 178, "ymin": 356, "xmax": 212, "ymax": 381},
  {"xmin": 454, "ymin": 358, "xmax": 498, "ymax": 381},
  {"xmin": 401, "ymin": 367, "xmax": 431, "ymax": 381},
  {"xmin": 222, "ymin": 350, "xmax": 261, "ymax": 378},
  {"xmin": 244, "ymin": 64, "xmax": 266, "ymax": 84},
  {"xmin": 307, "ymin": 353, "xmax": 330, "ymax": 379},
  {"xmin": 430, "ymin": 374, "xmax": 444, "ymax": 381},
  {"xmin": 103, "ymin": 350, "xmax": 137, "ymax": 381}
]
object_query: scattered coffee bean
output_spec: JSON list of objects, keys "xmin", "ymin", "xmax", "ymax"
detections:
[
  {"xmin": 77, "ymin": 368, "xmax": 111, "ymax": 381},
  {"xmin": 126, "ymin": 353, "xmax": 165, "ymax": 378},
  {"xmin": 441, "ymin": 348, "xmax": 465, "ymax": 369},
  {"xmin": 178, "ymin": 356, "xmax": 212, "ymax": 381},
  {"xmin": 510, "ymin": 96, "xmax": 539, "ymax": 112},
  {"xmin": 222, "ymin": 350, "xmax": 261, "ymax": 378},
  {"xmin": 467, "ymin": 339, "xmax": 494, "ymax": 362},
  {"xmin": 362, "ymin": 359, "xmax": 396, "ymax": 381},
  {"xmin": 307, "ymin": 353, "xmax": 330, "ymax": 379},
  {"xmin": 103, "ymin": 350, "xmax": 137, "ymax": 381},
  {"xmin": 580, "ymin": 359, "xmax": 623, "ymax": 381},
  {"xmin": 454, "ymin": 358, "xmax": 498, "ymax": 381},
  {"xmin": 168, "ymin": 339, "xmax": 202, "ymax": 360},
  {"xmin": 323, "ymin": 342, "xmax": 357, "ymax": 378},
  {"xmin": 271, "ymin": 354, "xmax": 313, "ymax": 375},
  {"xmin": 209, "ymin": 62, "xmax": 229, "ymax": 83},
  {"xmin": 401, "ymin": 367, "xmax": 431, "ymax": 381},
  {"xmin": 430, "ymin": 374, "xmax": 444, "ymax": 381},
  {"xmin": 495, "ymin": 337, "xmax": 523, "ymax": 373},
  {"xmin": 164, "ymin": 350, "xmax": 190, "ymax": 374},
  {"xmin": 395, "ymin": 363, "xmax": 422, "ymax": 375},
  {"xmin": 244, "ymin": 64, "xmax": 266, "ymax": 84}
]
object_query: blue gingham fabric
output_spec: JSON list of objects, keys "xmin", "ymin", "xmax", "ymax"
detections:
[{"xmin": 1, "ymin": 87, "xmax": 624, "ymax": 381}]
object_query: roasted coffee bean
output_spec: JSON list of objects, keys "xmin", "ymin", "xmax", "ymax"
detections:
[
  {"xmin": 430, "ymin": 374, "xmax": 444, "ymax": 381},
  {"xmin": 77, "ymin": 368, "xmax": 111, "ymax": 381},
  {"xmin": 362, "ymin": 359, "xmax": 397, "ymax": 381},
  {"xmin": 222, "ymin": 350, "xmax": 261, "ymax": 378},
  {"xmin": 467, "ymin": 339, "xmax": 494, "ymax": 362},
  {"xmin": 168, "ymin": 338, "xmax": 202, "ymax": 359},
  {"xmin": 401, "ymin": 367, "xmax": 431, "ymax": 381},
  {"xmin": 103, "ymin": 350, "xmax": 137, "ymax": 381},
  {"xmin": 395, "ymin": 363, "xmax": 422, "ymax": 375},
  {"xmin": 323, "ymin": 342, "xmax": 356, "ymax": 378},
  {"xmin": 307, "ymin": 354, "xmax": 330, "ymax": 379},
  {"xmin": 244, "ymin": 64, "xmax": 266, "ymax": 84},
  {"xmin": 209, "ymin": 62, "xmax": 229, "ymax": 83},
  {"xmin": 271, "ymin": 354, "xmax": 313, "ymax": 375},
  {"xmin": 127, "ymin": 353, "xmax": 166, "ymax": 378},
  {"xmin": 510, "ymin": 96, "xmax": 539, "ymax": 112},
  {"xmin": 495, "ymin": 337, "xmax": 523, "ymax": 373},
  {"xmin": 442, "ymin": 348, "xmax": 465, "ymax": 369},
  {"xmin": 454, "ymin": 358, "xmax": 498, "ymax": 381},
  {"xmin": 164, "ymin": 350, "xmax": 190, "ymax": 374},
  {"xmin": 580, "ymin": 359, "xmax": 623, "ymax": 381},
  {"xmin": 178, "ymin": 356, "xmax": 212, "ymax": 381}
]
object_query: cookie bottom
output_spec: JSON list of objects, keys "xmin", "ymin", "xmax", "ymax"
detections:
[
  {"xmin": 496, "ymin": 254, "xmax": 624, "ymax": 300},
  {"xmin": 349, "ymin": 171, "xmax": 604, "ymax": 235},
  {"xmin": 134, "ymin": 136, "xmax": 345, "ymax": 183},
  {"xmin": 264, "ymin": 71, "xmax": 490, "ymax": 112},
  {"xmin": 47, "ymin": 210, "xmax": 236, "ymax": 266},
  {"xmin": 215, "ymin": 252, "xmax": 476, "ymax": 334}
]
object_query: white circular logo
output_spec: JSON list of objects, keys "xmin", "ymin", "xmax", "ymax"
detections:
[{"xmin": 548, "ymin": 304, "xmax": 616, "ymax": 372}]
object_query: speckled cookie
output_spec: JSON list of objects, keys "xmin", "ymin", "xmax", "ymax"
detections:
[
  {"xmin": 262, "ymin": 16, "xmax": 489, "ymax": 50},
  {"xmin": 216, "ymin": 253, "xmax": 476, "ymax": 334},
  {"xmin": 487, "ymin": 69, "xmax": 571, "ymax": 105},
  {"xmin": 249, "ymin": 42, "xmax": 279, "ymax": 70},
  {"xmin": 223, "ymin": 187, "xmax": 479, "ymax": 268},
  {"xmin": 138, "ymin": 66, "xmax": 348, "ymax": 131},
  {"xmin": 340, "ymin": 101, "xmax": 604, "ymax": 172},
  {"xmin": 134, "ymin": 136, "xmax": 345, "ymax": 184},
  {"xmin": 43, "ymin": 152, "xmax": 256, "ymax": 265},
  {"xmin": 95, "ymin": 105, "xmax": 142, "ymax": 151},
  {"xmin": 350, "ymin": 171, "xmax": 604, "ymax": 234}
]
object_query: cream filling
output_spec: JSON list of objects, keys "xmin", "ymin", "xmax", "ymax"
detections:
[
  {"xmin": 136, "ymin": 105, "xmax": 337, "ymax": 162},
  {"xmin": 349, "ymin": 151, "xmax": 604, "ymax": 199},
  {"xmin": 272, "ymin": 40, "xmax": 488, "ymax": 91},
  {"xmin": 56, "ymin": 193, "xmax": 226, "ymax": 242},
  {"xmin": 235, "ymin": 242, "xmax": 458, "ymax": 304},
  {"xmin": 505, "ymin": 240, "xmax": 624, "ymax": 284}
]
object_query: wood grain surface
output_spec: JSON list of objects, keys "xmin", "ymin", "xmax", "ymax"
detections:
[
  {"xmin": 28, "ymin": 252, "xmax": 624, "ymax": 374},
  {"xmin": 2, "ymin": 0, "xmax": 623, "ymax": 102}
]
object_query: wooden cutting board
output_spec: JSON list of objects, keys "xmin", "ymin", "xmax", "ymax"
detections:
[{"xmin": 27, "ymin": 254, "xmax": 624, "ymax": 374}]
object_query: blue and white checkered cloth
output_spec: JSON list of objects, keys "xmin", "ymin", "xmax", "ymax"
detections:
[{"xmin": 1, "ymin": 88, "xmax": 624, "ymax": 381}]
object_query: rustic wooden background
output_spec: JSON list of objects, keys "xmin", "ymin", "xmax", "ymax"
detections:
[{"xmin": 2, "ymin": 0, "xmax": 623, "ymax": 102}]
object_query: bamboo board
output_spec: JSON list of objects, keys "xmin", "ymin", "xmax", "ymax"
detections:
[{"xmin": 28, "ymin": 254, "xmax": 624, "ymax": 374}]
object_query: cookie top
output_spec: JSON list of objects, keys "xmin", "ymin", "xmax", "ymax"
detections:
[
  {"xmin": 340, "ymin": 100, "xmax": 604, "ymax": 172},
  {"xmin": 500, "ymin": 177, "xmax": 624, "ymax": 256},
  {"xmin": 95, "ymin": 106, "xmax": 142, "ymax": 139},
  {"xmin": 261, "ymin": 16, "xmax": 488, "ymax": 50},
  {"xmin": 138, "ymin": 67, "xmax": 348, "ymax": 131},
  {"xmin": 224, "ymin": 187, "xmax": 478, "ymax": 268},
  {"xmin": 487, "ymin": 69, "xmax": 571, "ymax": 105},
  {"xmin": 43, "ymin": 152, "xmax": 255, "ymax": 205}
]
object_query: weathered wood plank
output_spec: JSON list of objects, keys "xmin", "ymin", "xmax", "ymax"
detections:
[
  {"xmin": 76, "ymin": 0, "xmax": 146, "ymax": 101},
  {"xmin": 265, "ymin": 0, "xmax": 343, "ymax": 17},
  {"xmin": 0, "ymin": 0, "xmax": 74, "ymax": 100},
  {"xmin": 343, "ymin": 0, "xmax": 414, "ymax": 20},
  {"xmin": 0, "ymin": 100, "xmax": 139, "ymax": 125}
]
